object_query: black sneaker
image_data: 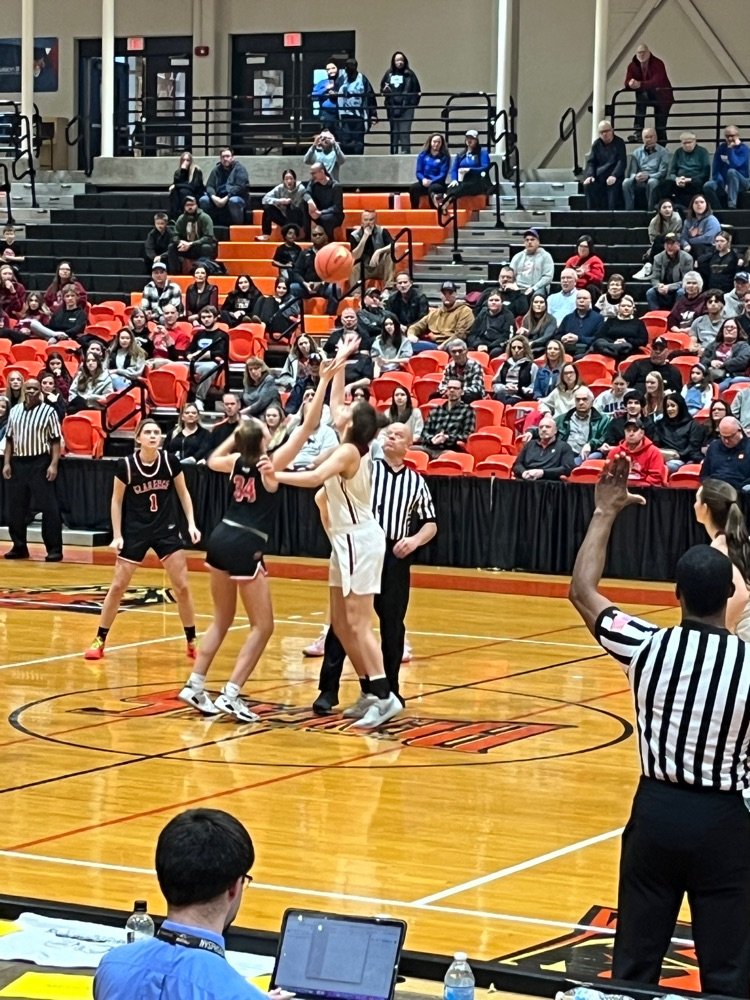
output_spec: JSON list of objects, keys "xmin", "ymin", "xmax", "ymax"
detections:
[
  {"xmin": 45, "ymin": 552, "xmax": 63, "ymax": 563},
  {"xmin": 4, "ymin": 547, "xmax": 29, "ymax": 560},
  {"xmin": 312, "ymin": 691, "xmax": 339, "ymax": 716}
]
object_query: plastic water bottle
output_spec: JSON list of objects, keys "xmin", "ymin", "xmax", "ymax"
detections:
[
  {"xmin": 443, "ymin": 952, "xmax": 474, "ymax": 1000},
  {"xmin": 125, "ymin": 900, "xmax": 155, "ymax": 943}
]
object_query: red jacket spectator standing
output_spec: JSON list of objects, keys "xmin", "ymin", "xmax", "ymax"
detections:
[
  {"xmin": 624, "ymin": 45, "xmax": 673, "ymax": 144},
  {"xmin": 610, "ymin": 417, "xmax": 666, "ymax": 486}
]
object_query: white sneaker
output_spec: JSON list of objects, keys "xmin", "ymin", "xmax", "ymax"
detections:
[
  {"xmin": 178, "ymin": 685, "xmax": 221, "ymax": 716},
  {"xmin": 215, "ymin": 691, "xmax": 260, "ymax": 723},
  {"xmin": 632, "ymin": 262, "xmax": 652, "ymax": 280},
  {"xmin": 350, "ymin": 692, "xmax": 403, "ymax": 729},
  {"xmin": 401, "ymin": 640, "xmax": 412, "ymax": 663},
  {"xmin": 342, "ymin": 693, "xmax": 377, "ymax": 719},
  {"xmin": 303, "ymin": 627, "xmax": 328, "ymax": 657}
]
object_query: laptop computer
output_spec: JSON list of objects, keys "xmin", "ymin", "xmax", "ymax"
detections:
[{"xmin": 270, "ymin": 909, "xmax": 407, "ymax": 1000}]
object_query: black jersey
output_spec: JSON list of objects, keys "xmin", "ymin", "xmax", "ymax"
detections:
[
  {"xmin": 225, "ymin": 456, "xmax": 279, "ymax": 539},
  {"xmin": 116, "ymin": 450, "xmax": 182, "ymax": 538}
]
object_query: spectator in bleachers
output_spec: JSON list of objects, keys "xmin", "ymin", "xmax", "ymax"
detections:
[
  {"xmin": 166, "ymin": 402, "xmax": 212, "ymax": 463},
  {"xmin": 679, "ymin": 194, "xmax": 721, "ymax": 260},
  {"xmin": 582, "ymin": 120, "xmax": 626, "ymax": 210},
  {"xmin": 466, "ymin": 289, "xmax": 515, "ymax": 356},
  {"xmin": 371, "ymin": 313, "xmax": 413, "ymax": 375},
  {"xmin": 42, "ymin": 352, "xmax": 72, "ymax": 402},
  {"xmin": 513, "ymin": 413, "xmax": 575, "ymax": 481},
  {"xmin": 142, "ymin": 212, "xmax": 174, "ymax": 274},
  {"xmin": 730, "ymin": 386, "xmax": 750, "ymax": 432},
  {"xmin": 646, "ymin": 233, "xmax": 694, "ymax": 310},
  {"xmin": 302, "ymin": 164, "xmax": 344, "ymax": 241},
  {"xmin": 67, "ymin": 354, "xmax": 113, "ymax": 414},
  {"xmin": 643, "ymin": 371, "xmax": 665, "ymax": 421},
  {"xmin": 303, "ymin": 132, "xmax": 346, "ymax": 182},
  {"xmin": 39, "ymin": 372, "xmax": 66, "ymax": 420},
  {"xmin": 276, "ymin": 334, "xmax": 316, "ymax": 391},
  {"xmin": 609, "ymin": 417, "xmax": 666, "ymax": 485},
  {"xmin": 255, "ymin": 276, "xmax": 300, "ymax": 344},
  {"xmin": 409, "ymin": 133, "xmax": 451, "ymax": 208},
  {"xmin": 592, "ymin": 294, "xmax": 648, "ymax": 360},
  {"xmin": 622, "ymin": 128, "xmax": 670, "ymax": 210},
  {"xmin": 624, "ymin": 44, "xmax": 673, "ymax": 145},
  {"xmin": 596, "ymin": 372, "xmax": 630, "ymax": 418},
  {"xmin": 547, "ymin": 268, "xmax": 578, "ymax": 324},
  {"xmin": 554, "ymin": 386, "xmax": 610, "ymax": 464},
  {"xmin": 723, "ymin": 271, "xmax": 749, "ymax": 317},
  {"xmin": 703, "ymin": 317, "xmax": 750, "ymax": 390},
  {"xmin": 311, "ymin": 63, "xmax": 340, "ymax": 135},
  {"xmin": 207, "ymin": 391, "xmax": 242, "ymax": 449},
  {"xmin": 558, "ymin": 289, "xmax": 604, "ymax": 358},
  {"xmin": 476, "ymin": 265, "xmax": 530, "ymax": 318},
  {"xmin": 168, "ymin": 151, "xmax": 205, "ymax": 221},
  {"xmin": 4, "ymin": 371, "xmax": 25, "ymax": 409},
  {"xmin": 413, "ymin": 376, "xmax": 475, "ymax": 458},
  {"xmin": 491, "ymin": 335, "xmax": 534, "ymax": 404},
  {"xmin": 263, "ymin": 402, "xmax": 291, "ymax": 452},
  {"xmin": 436, "ymin": 339, "xmax": 486, "ymax": 403},
  {"xmin": 698, "ymin": 231, "xmax": 740, "ymax": 294},
  {"xmin": 121, "ymin": 306, "xmax": 152, "ymax": 357},
  {"xmin": 220, "ymin": 274, "xmax": 263, "ymax": 327},
  {"xmin": 186, "ymin": 306, "xmax": 228, "ymax": 408},
  {"xmin": 538, "ymin": 361, "xmax": 582, "ymax": 417},
  {"xmin": 531, "ymin": 339, "xmax": 565, "ymax": 399},
  {"xmin": 667, "ymin": 271, "xmax": 706, "ymax": 331},
  {"xmin": 704, "ymin": 125, "xmax": 750, "ymax": 210},
  {"xmin": 322, "ymin": 308, "xmax": 374, "ymax": 388},
  {"xmin": 657, "ymin": 132, "xmax": 711, "ymax": 209},
  {"xmin": 259, "ymin": 168, "xmax": 307, "ymax": 241},
  {"xmin": 564, "ymin": 235, "xmax": 606, "ymax": 296},
  {"xmin": 633, "ymin": 198, "xmax": 682, "ymax": 280},
  {"xmin": 349, "ymin": 210, "xmax": 395, "ymax": 288},
  {"xmin": 380, "ymin": 51, "xmax": 421, "ymax": 155},
  {"xmin": 141, "ymin": 261, "xmax": 184, "ymax": 322},
  {"xmin": 0, "ymin": 263, "xmax": 25, "ymax": 320},
  {"xmin": 284, "ymin": 386, "xmax": 339, "ymax": 469},
  {"xmin": 702, "ymin": 398, "xmax": 729, "ymax": 453},
  {"xmin": 595, "ymin": 273, "xmax": 628, "ymax": 319},
  {"xmin": 335, "ymin": 58, "xmax": 378, "ymax": 156},
  {"xmin": 406, "ymin": 280, "xmax": 473, "ymax": 351},
  {"xmin": 149, "ymin": 303, "xmax": 190, "ymax": 362},
  {"xmin": 521, "ymin": 293, "xmax": 558, "ymax": 355},
  {"xmin": 444, "ymin": 130, "xmax": 491, "ymax": 205},
  {"xmin": 700, "ymin": 416, "xmax": 750, "ymax": 488},
  {"xmin": 167, "ymin": 195, "xmax": 217, "ymax": 276},
  {"xmin": 105, "ymin": 329, "xmax": 147, "ymax": 391},
  {"xmin": 384, "ymin": 385, "xmax": 423, "ymax": 441},
  {"xmin": 30, "ymin": 283, "xmax": 87, "ymax": 345},
  {"xmin": 509, "ymin": 229, "xmax": 554, "ymax": 297},
  {"xmin": 9, "ymin": 290, "xmax": 49, "ymax": 343},
  {"xmin": 284, "ymin": 353, "xmax": 325, "ymax": 415},
  {"xmin": 1, "ymin": 224, "xmax": 24, "ymax": 274},
  {"xmin": 653, "ymin": 392, "xmax": 704, "ymax": 471},
  {"xmin": 690, "ymin": 289, "xmax": 726, "ymax": 354},
  {"xmin": 200, "ymin": 147, "xmax": 249, "ymax": 226},
  {"xmin": 43, "ymin": 261, "xmax": 88, "ymax": 313},
  {"xmin": 682, "ymin": 363, "xmax": 713, "ymax": 416},
  {"xmin": 386, "ymin": 272, "xmax": 429, "ymax": 333},
  {"xmin": 625, "ymin": 336, "xmax": 683, "ymax": 394},
  {"xmin": 184, "ymin": 264, "xmax": 219, "ymax": 324},
  {"xmin": 241, "ymin": 358, "xmax": 281, "ymax": 417},
  {"xmin": 271, "ymin": 224, "xmax": 304, "ymax": 281}
]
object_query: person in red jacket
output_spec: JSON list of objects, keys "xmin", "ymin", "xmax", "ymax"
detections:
[
  {"xmin": 0, "ymin": 263, "xmax": 26, "ymax": 319},
  {"xmin": 564, "ymin": 236, "xmax": 606, "ymax": 296},
  {"xmin": 609, "ymin": 417, "xmax": 666, "ymax": 486},
  {"xmin": 624, "ymin": 43, "xmax": 673, "ymax": 145}
]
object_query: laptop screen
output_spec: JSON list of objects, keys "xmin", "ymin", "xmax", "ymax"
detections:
[{"xmin": 271, "ymin": 909, "xmax": 407, "ymax": 1000}]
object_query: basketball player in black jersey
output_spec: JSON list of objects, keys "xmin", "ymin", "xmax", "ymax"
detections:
[
  {"xmin": 85, "ymin": 418, "xmax": 201, "ymax": 660},
  {"xmin": 179, "ymin": 348, "xmax": 353, "ymax": 722}
]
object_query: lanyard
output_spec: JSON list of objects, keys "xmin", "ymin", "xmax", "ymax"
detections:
[{"xmin": 156, "ymin": 926, "xmax": 225, "ymax": 959}]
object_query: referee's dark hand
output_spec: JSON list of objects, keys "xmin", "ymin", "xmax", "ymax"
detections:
[{"xmin": 595, "ymin": 456, "xmax": 647, "ymax": 517}]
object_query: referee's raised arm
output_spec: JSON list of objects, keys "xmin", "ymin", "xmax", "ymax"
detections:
[{"xmin": 568, "ymin": 456, "xmax": 645, "ymax": 633}]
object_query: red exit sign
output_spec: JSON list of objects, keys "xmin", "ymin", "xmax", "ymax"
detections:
[
  {"xmin": 284, "ymin": 33, "xmax": 302, "ymax": 47},
  {"xmin": 127, "ymin": 37, "xmax": 145, "ymax": 51}
]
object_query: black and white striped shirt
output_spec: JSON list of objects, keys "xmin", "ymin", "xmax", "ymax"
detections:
[
  {"xmin": 596, "ymin": 606, "xmax": 750, "ymax": 791},
  {"xmin": 6, "ymin": 402, "xmax": 62, "ymax": 457},
  {"xmin": 371, "ymin": 459, "xmax": 436, "ymax": 542}
]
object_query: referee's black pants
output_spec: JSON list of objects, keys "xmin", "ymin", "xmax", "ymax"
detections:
[
  {"xmin": 6, "ymin": 456, "xmax": 63, "ymax": 554},
  {"xmin": 318, "ymin": 544, "xmax": 412, "ymax": 700},
  {"xmin": 613, "ymin": 776, "xmax": 750, "ymax": 998}
]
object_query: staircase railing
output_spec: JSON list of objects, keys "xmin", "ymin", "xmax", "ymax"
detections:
[
  {"xmin": 102, "ymin": 381, "xmax": 148, "ymax": 434},
  {"xmin": 558, "ymin": 106, "xmax": 582, "ymax": 176},
  {"xmin": 491, "ymin": 96, "xmax": 523, "ymax": 214},
  {"xmin": 11, "ymin": 109, "xmax": 38, "ymax": 208},
  {"xmin": 0, "ymin": 163, "xmax": 14, "ymax": 226}
]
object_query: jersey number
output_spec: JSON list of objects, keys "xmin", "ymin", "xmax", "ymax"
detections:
[
  {"xmin": 232, "ymin": 475, "xmax": 257, "ymax": 504},
  {"xmin": 149, "ymin": 493, "xmax": 159, "ymax": 513}
]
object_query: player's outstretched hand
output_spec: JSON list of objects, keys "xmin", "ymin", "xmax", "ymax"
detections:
[
  {"xmin": 257, "ymin": 454, "xmax": 276, "ymax": 484},
  {"xmin": 595, "ymin": 456, "xmax": 647, "ymax": 517}
]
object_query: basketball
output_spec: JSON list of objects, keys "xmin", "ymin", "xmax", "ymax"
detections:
[{"xmin": 315, "ymin": 242, "xmax": 354, "ymax": 283}]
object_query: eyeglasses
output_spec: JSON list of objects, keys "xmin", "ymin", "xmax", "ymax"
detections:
[{"xmin": 242, "ymin": 873, "xmax": 254, "ymax": 887}]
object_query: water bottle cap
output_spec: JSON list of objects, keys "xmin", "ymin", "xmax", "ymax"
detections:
[
  {"xmin": 134, "ymin": 900, "xmax": 148, "ymax": 911},
  {"xmin": 453, "ymin": 952, "xmax": 467, "ymax": 961}
]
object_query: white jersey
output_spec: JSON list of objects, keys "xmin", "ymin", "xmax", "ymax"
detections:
[{"xmin": 324, "ymin": 448, "xmax": 375, "ymax": 534}]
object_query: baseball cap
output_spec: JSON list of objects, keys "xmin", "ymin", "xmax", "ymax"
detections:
[
  {"xmin": 183, "ymin": 194, "xmax": 197, "ymax": 205},
  {"xmin": 652, "ymin": 337, "xmax": 668, "ymax": 349},
  {"xmin": 664, "ymin": 232, "xmax": 679, "ymax": 242},
  {"xmin": 465, "ymin": 129, "xmax": 479, "ymax": 138},
  {"xmin": 624, "ymin": 417, "xmax": 645, "ymax": 429},
  {"xmin": 524, "ymin": 228, "xmax": 540, "ymax": 239},
  {"xmin": 735, "ymin": 271, "xmax": 750, "ymax": 282},
  {"xmin": 151, "ymin": 261, "xmax": 167, "ymax": 271},
  {"xmin": 441, "ymin": 280, "xmax": 458, "ymax": 292}
]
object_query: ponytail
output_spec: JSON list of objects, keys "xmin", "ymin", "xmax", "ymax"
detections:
[{"xmin": 724, "ymin": 501, "xmax": 750, "ymax": 584}]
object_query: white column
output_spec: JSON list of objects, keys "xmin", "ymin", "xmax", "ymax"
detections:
[
  {"xmin": 494, "ymin": 0, "xmax": 513, "ymax": 153},
  {"xmin": 101, "ymin": 0, "xmax": 116, "ymax": 157},
  {"xmin": 20, "ymin": 0, "xmax": 35, "ymax": 162},
  {"xmin": 591, "ymin": 0, "xmax": 610, "ymax": 143}
]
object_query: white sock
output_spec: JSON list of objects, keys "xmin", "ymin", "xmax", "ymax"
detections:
[
  {"xmin": 224, "ymin": 682, "xmax": 240, "ymax": 699},
  {"xmin": 188, "ymin": 673, "xmax": 205, "ymax": 692}
]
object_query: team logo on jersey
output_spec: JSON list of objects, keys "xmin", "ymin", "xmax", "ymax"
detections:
[
  {"xmin": 495, "ymin": 905, "xmax": 699, "ymax": 992},
  {"xmin": 0, "ymin": 585, "xmax": 176, "ymax": 614}
]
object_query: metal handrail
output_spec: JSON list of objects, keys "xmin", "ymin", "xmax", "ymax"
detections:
[
  {"xmin": 491, "ymin": 97, "xmax": 523, "ymax": 213},
  {"xmin": 435, "ymin": 199, "xmax": 463, "ymax": 266},
  {"xmin": 607, "ymin": 84, "xmax": 750, "ymax": 147},
  {"xmin": 390, "ymin": 226, "xmax": 414, "ymax": 281},
  {"xmin": 558, "ymin": 107, "xmax": 581, "ymax": 176},
  {"xmin": 0, "ymin": 163, "xmax": 14, "ymax": 226},
  {"xmin": 102, "ymin": 380, "xmax": 148, "ymax": 434},
  {"xmin": 187, "ymin": 343, "xmax": 230, "ymax": 397},
  {"xmin": 11, "ymin": 111, "xmax": 38, "ymax": 208}
]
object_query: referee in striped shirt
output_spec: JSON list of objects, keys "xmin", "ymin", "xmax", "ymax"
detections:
[
  {"xmin": 2, "ymin": 377, "xmax": 63, "ymax": 561},
  {"xmin": 313, "ymin": 422, "xmax": 437, "ymax": 715},
  {"xmin": 569, "ymin": 455, "xmax": 750, "ymax": 997}
]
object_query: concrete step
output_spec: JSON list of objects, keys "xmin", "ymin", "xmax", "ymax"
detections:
[{"xmin": 0, "ymin": 525, "xmax": 108, "ymax": 547}]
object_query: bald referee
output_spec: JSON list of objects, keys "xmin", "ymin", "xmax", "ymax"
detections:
[
  {"xmin": 569, "ymin": 455, "xmax": 750, "ymax": 997},
  {"xmin": 313, "ymin": 422, "xmax": 437, "ymax": 716},
  {"xmin": 2, "ymin": 376, "xmax": 63, "ymax": 562}
]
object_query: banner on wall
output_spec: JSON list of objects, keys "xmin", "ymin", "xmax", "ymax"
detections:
[{"xmin": 0, "ymin": 37, "xmax": 59, "ymax": 92}]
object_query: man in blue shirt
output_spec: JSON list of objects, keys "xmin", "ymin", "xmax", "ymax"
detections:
[
  {"xmin": 704, "ymin": 124, "xmax": 750, "ymax": 210},
  {"xmin": 94, "ymin": 809, "xmax": 265, "ymax": 1000}
]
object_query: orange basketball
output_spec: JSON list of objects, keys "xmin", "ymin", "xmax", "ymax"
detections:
[{"xmin": 315, "ymin": 242, "xmax": 354, "ymax": 283}]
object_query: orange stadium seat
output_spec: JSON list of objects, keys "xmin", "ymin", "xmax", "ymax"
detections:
[
  {"xmin": 426, "ymin": 452, "xmax": 475, "ymax": 476},
  {"xmin": 465, "ymin": 427, "xmax": 514, "ymax": 463},
  {"xmin": 668, "ymin": 464, "xmax": 703, "ymax": 489},
  {"xmin": 642, "ymin": 312, "xmax": 669, "ymax": 340},
  {"xmin": 404, "ymin": 449, "xmax": 429, "ymax": 472},
  {"xmin": 473, "ymin": 455, "xmax": 515, "ymax": 478},
  {"xmin": 470, "ymin": 398, "xmax": 505, "ymax": 429},
  {"xmin": 62, "ymin": 412, "xmax": 106, "ymax": 458},
  {"xmin": 565, "ymin": 460, "xmax": 606, "ymax": 484},
  {"xmin": 145, "ymin": 363, "xmax": 190, "ymax": 410},
  {"xmin": 413, "ymin": 373, "xmax": 443, "ymax": 406},
  {"xmin": 104, "ymin": 388, "xmax": 147, "ymax": 433},
  {"xmin": 10, "ymin": 340, "xmax": 47, "ymax": 364},
  {"xmin": 228, "ymin": 327, "xmax": 266, "ymax": 364},
  {"xmin": 407, "ymin": 351, "xmax": 447, "ymax": 378},
  {"xmin": 370, "ymin": 372, "xmax": 414, "ymax": 402}
]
